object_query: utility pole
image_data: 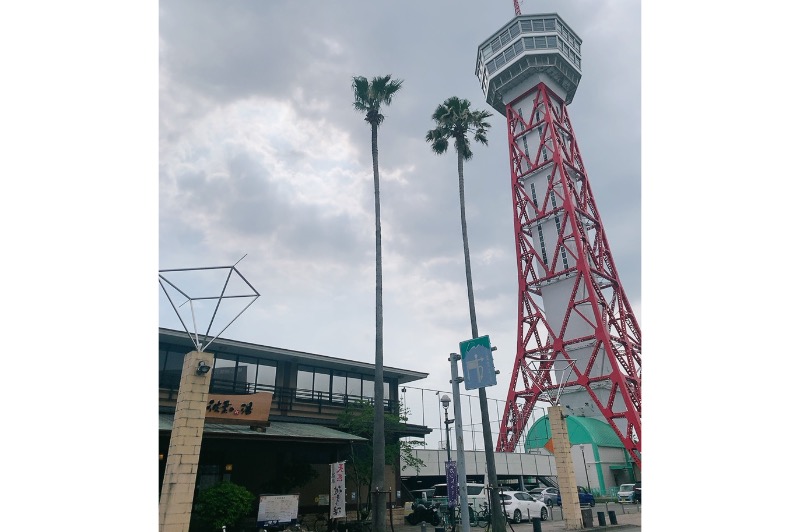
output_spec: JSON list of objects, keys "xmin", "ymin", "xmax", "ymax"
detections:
[
  {"xmin": 458, "ymin": 337, "xmax": 505, "ymax": 532},
  {"xmin": 449, "ymin": 353, "xmax": 471, "ymax": 532}
]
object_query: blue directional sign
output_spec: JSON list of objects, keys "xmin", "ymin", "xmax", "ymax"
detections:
[{"xmin": 460, "ymin": 335, "xmax": 497, "ymax": 390}]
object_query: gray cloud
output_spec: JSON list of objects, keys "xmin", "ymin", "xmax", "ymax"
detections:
[{"xmin": 160, "ymin": 0, "xmax": 642, "ymax": 397}]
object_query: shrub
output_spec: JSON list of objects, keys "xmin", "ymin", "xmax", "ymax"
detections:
[{"xmin": 194, "ymin": 481, "xmax": 255, "ymax": 531}]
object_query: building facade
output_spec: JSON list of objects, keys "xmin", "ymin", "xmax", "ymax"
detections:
[
  {"xmin": 524, "ymin": 414, "xmax": 639, "ymax": 496},
  {"xmin": 158, "ymin": 328, "xmax": 430, "ymax": 524}
]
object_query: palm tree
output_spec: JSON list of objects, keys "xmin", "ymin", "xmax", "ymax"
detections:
[
  {"xmin": 351, "ymin": 74, "xmax": 402, "ymax": 532},
  {"xmin": 426, "ymin": 96, "xmax": 506, "ymax": 532},
  {"xmin": 425, "ymin": 96, "xmax": 491, "ymax": 340}
]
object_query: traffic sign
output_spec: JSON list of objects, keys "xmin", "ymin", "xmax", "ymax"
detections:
[{"xmin": 459, "ymin": 335, "xmax": 497, "ymax": 390}]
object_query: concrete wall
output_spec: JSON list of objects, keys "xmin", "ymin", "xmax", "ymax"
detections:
[{"xmin": 402, "ymin": 448, "xmax": 556, "ymax": 480}]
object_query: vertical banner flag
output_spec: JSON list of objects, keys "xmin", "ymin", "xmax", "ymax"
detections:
[
  {"xmin": 445, "ymin": 460, "xmax": 458, "ymax": 508},
  {"xmin": 330, "ymin": 461, "xmax": 346, "ymax": 519}
]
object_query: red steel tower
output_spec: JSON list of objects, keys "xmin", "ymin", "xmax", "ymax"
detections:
[{"xmin": 475, "ymin": 13, "xmax": 642, "ymax": 466}]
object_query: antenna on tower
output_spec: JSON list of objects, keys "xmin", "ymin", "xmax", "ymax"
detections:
[{"xmin": 513, "ymin": 0, "xmax": 521, "ymax": 16}]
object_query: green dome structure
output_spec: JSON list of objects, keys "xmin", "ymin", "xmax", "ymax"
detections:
[{"xmin": 525, "ymin": 415, "xmax": 635, "ymax": 496}]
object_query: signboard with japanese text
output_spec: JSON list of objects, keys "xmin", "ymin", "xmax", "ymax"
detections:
[
  {"xmin": 330, "ymin": 461, "xmax": 346, "ymax": 519},
  {"xmin": 460, "ymin": 335, "xmax": 497, "ymax": 390},
  {"xmin": 257, "ymin": 494, "xmax": 299, "ymax": 526},
  {"xmin": 205, "ymin": 391, "xmax": 272, "ymax": 427}
]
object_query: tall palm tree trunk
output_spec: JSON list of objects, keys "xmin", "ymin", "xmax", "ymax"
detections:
[
  {"xmin": 457, "ymin": 147, "xmax": 506, "ymax": 532},
  {"xmin": 371, "ymin": 120, "xmax": 387, "ymax": 532},
  {"xmin": 457, "ymin": 150, "xmax": 479, "ymax": 339}
]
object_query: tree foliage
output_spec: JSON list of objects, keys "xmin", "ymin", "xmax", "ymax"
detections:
[
  {"xmin": 352, "ymin": 75, "xmax": 403, "ymax": 127},
  {"xmin": 193, "ymin": 481, "xmax": 255, "ymax": 531},
  {"xmin": 425, "ymin": 96, "xmax": 491, "ymax": 160},
  {"xmin": 337, "ymin": 400, "xmax": 425, "ymax": 519}
]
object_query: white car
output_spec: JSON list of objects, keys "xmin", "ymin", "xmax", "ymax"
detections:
[
  {"xmin": 617, "ymin": 483, "xmax": 636, "ymax": 503},
  {"xmin": 431, "ymin": 482, "xmax": 489, "ymax": 510},
  {"xmin": 498, "ymin": 490, "xmax": 549, "ymax": 523}
]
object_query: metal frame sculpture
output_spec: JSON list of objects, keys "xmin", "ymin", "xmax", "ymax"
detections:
[{"xmin": 159, "ymin": 256, "xmax": 260, "ymax": 352}]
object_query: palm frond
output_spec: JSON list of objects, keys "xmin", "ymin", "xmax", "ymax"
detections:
[
  {"xmin": 352, "ymin": 74, "xmax": 403, "ymax": 125},
  {"xmin": 425, "ymin": 96, "xmax": 492, "ymax": 158}
]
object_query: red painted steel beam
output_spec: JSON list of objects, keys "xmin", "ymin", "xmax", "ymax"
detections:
[{"xmin": 496, "ymin": 82, "xmax": 641, "ymax": 467}]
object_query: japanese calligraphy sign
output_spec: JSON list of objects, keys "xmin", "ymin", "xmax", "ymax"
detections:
[
  {"xmin": 330, "ymin": 461, "xmax": 346, "ymax": 519},
  {"xmin": 205, "ymin": 391, "xmax": 273, "ymax": 427}
]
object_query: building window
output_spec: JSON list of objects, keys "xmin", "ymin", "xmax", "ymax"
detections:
[
  {"xmin": 212, "ymin": 357, "xmax": 238, "ymax": 393},
  {"xmin": 362, "ymin": 377, "xmax": 374, "ymax": 399},
  {"xmin": 347, "ymin": 374, "xmax": 362, "ymax": 397},
  {"xmin": 159, "ymin": 347, "xmax": 184, "ymax": 388},
  {"xmin": 332, "ymin": 370, "xmax": 347, "ymax": 399},
  {"xmin": 236, "ymin": 356, "xmax": 258, "ymax": 393},
  {"xmin": 314, "ymin": 368, "xmax": 331, "ymax": 395},
  {"xmin": 297, "ymin": 366, "xmax": 314, "ymax": 391},
  {"xmin": 256, "ymin": 362, "xmax": 276, "ymax": 390}
]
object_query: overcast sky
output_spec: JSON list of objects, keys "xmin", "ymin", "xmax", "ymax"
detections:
[
  {"xmin": 158, "ymin": 0, "xmax": 642, "ymax": 407},
  {"xmin": 6, "ymin": 0, "xmax": 800, "ymax": 526}
]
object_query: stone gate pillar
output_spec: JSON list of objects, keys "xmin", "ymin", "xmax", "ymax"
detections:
[
  {"xmin": 548, "ymin": 405, "xmax": 582, "ymax": 529},
  {"xmin": 159, "ymin": 351, "xmax": 213, "ymax": 532}
]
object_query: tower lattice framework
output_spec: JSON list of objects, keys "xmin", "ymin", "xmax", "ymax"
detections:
[{"xmin": 496, "ymin": 81, "xmax": 642, "ymax": 466}]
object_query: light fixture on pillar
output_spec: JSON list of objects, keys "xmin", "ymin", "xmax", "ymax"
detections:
[
  {"xmin": 196, "ymin": 360, "xmax": 211, "ymax": 375},
  {"xmin": 439, "ymin": 394, "xmax": 452, "ymax": 460}
]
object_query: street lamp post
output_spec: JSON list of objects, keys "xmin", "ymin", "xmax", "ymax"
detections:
[
  {"xmin": 441, "ymin": 394, "xmax": 453, "ymax": 462},
  {"xmin": 440, "ymin": 394, "xmax": 455, "ymax": 532}
]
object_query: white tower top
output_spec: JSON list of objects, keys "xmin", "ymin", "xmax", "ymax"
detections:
[{"xmin": 475, "ymin": 13, "xmax": 582, "ymax": 114}]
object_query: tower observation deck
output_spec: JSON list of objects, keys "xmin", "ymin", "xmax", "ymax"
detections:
[{"xmin": 475, "ymin": 13, "xmax": 642, "ymax": 466}]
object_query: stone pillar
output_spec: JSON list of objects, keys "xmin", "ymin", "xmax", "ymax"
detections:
[
  {"xmin": 159, "ymin": 351, "xmax": 213, "ymax": 532},
  {"xmin": 548, "ymin": 405, "xmax": 582, "ymax": 530}
]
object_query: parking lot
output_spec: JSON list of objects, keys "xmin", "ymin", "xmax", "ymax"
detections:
[{"xmin": 395, "ymin": 502, "xmax": 641, "ymax": 531}]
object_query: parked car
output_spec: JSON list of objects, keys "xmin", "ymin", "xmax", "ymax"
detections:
[
  {"xmin": 431, "ymin": 482, "xmax": 489, "ymax": 512},
  {"xmin": 633, "ymin": 481, "xmax": 641, "ymax": 503},
  {"xmin": 529, "ymin": 486, "xmax": 559, "ymax": 506},
  {"xmin": 527, "ymin": 487, "xmax": 546, "ymax": 499},
  {"xmin": 498, "ymin": 490, "xmax": 549, "ymax": 523},
  {"xmin": 617, "ymin": 483, "xmax": 636, "ymax": 503},
  {"xmin": 556, "ymin": 486, "xmax": 595, "ymax": 507}
]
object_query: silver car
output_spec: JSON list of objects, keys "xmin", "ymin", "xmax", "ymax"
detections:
[
  {"xmin": 617, "ymin": 483, "xmax": 636, "ymax": 503},
  {"xmin": 528, "ymin": 486, "xmax": 558, "ymax": 506}
]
